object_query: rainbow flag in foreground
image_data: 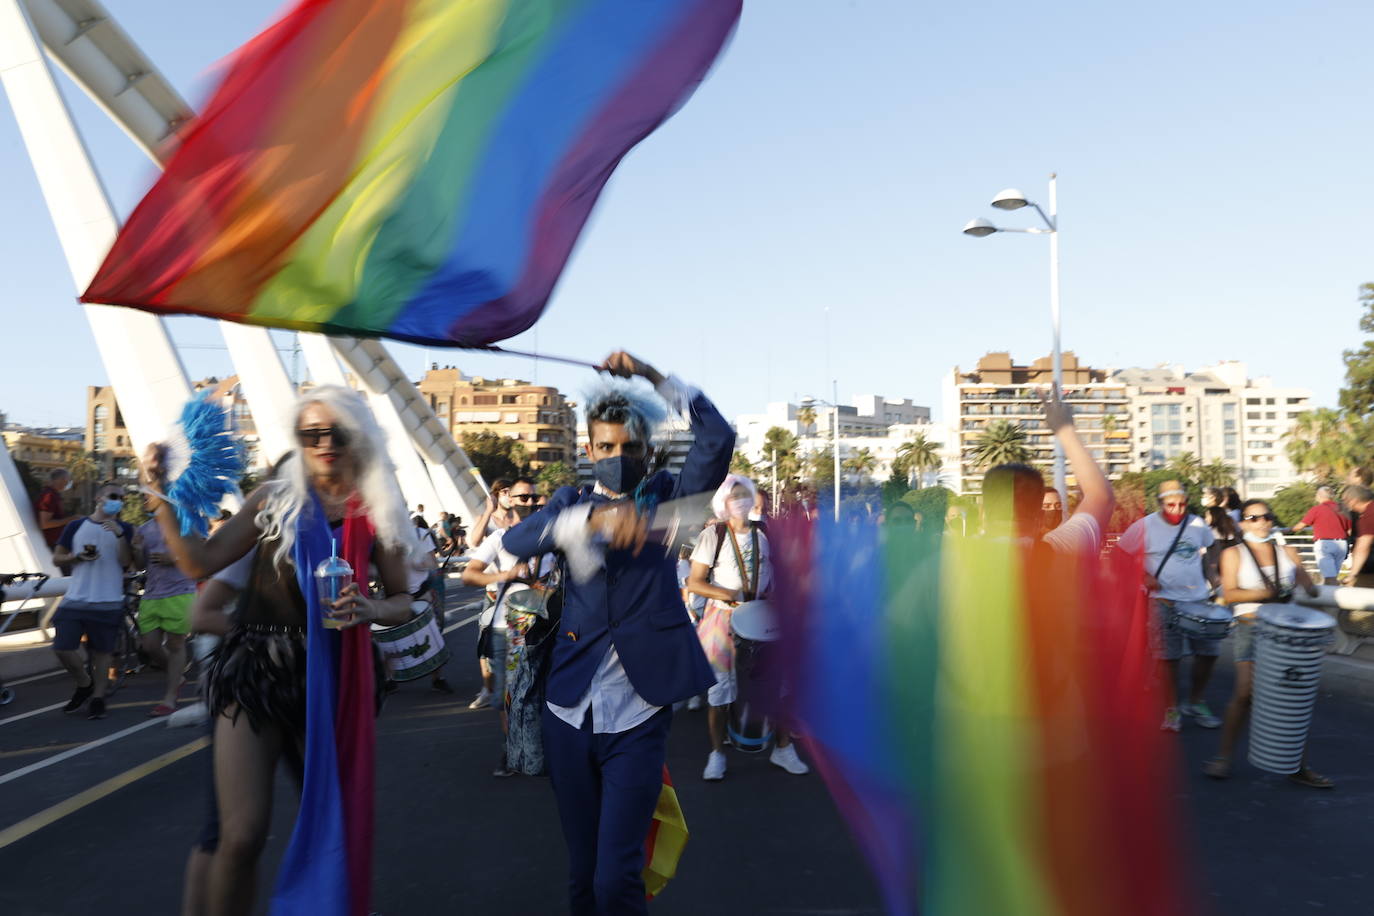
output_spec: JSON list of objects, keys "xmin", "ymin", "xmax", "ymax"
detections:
[
  {"xmin": 81, "ymin": 0, "xmax": 740, "ymax": 346},
  {"xmin": 769, "ymin": 516, "xmax": 1201, "ymax": 916}
]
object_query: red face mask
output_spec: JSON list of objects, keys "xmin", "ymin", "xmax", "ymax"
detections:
[{"xmin": 1161, "ymin": 508, "xmax": 1187, "ymax": 525}]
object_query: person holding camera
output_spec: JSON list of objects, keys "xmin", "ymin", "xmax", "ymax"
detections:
[
  {"xmin": 49, "ymin": 483, "xmax": 135, "ymax": 719},
  {"xmin": 1203, "ymin": 499, "xmax": 1330, "ymax": 787}
]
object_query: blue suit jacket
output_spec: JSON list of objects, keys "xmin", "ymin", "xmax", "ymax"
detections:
[{"xmin": 501, "ymin": 389, "xmax": 733, "ymax": 708}]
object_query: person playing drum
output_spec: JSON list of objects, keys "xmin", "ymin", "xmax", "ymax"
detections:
[
  {"xmin": 1203, "ymin": 499, "xmax": 1330, "ymax": 787},
  {"xmin": 687, "ymin": 474, "xmax": 809, "ymax": 781}
]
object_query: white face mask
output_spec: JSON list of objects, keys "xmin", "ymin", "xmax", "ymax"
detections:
[
  {"xmin": 728, "ymin": 497, "xmax": 753, "ymax": 520},
  {"xmin": 62, "ymin": 479, "xmax": 73, "ymax": 492},
  {"xmin": 1242, "ymin": 531, "xmax": 1274, "ymax": 544}
]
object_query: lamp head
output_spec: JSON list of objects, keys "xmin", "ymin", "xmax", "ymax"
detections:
[
  {"xmin": 990, "ymin": 188, "xmax": 1029, "ymax": 210},
  {"xmin": 962, "ymin": 218, "xmax": 998, "ymax": 238}
]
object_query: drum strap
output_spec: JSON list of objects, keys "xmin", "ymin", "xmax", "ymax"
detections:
[
  {"xmin": 726, "ymin": 526, "xmax": 760, "ymax": 602},
  {"xmin": 1241, "ymin": 540, "xmax": 1285, "ymax": 598},
  {"xmin": 1154, "ymin": 513, "xmax": 1192, "ymax": 582}
]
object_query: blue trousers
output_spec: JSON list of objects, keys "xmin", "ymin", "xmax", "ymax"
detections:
[{"xmin": 542, "ymin": 704, "xmax": 671, "ymax": 916}]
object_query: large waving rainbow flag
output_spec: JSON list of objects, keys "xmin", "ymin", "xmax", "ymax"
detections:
[
  {"xmin": 80, "ymin": 0, "xmax": 740, "ymax": 346},
  {"xmin": 769, "ymin": 515, "xmax": 1201, "ymax": 915}
]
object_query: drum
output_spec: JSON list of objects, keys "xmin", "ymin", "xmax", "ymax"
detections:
[
  {"xmin": 373, "ymin": 603, "xmax": 450, "ymax": 681},
  {"xmin": 1173, "ymin": 603, "xmax": 1233, "ymax": 640},
  {"xmin": 730, "ymin": 600, "xmax": 779, "ymax": 642},
  {"xmin": 727, "ymin": 634, "xmax": 775, "ymax": 754},
  {"xmin": 1249, "ymin": 604, "xmax": 1335, "ymax": 775}
]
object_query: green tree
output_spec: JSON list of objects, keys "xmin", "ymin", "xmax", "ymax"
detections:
[
  {"xmin": 460, "ymin": 431, "xmax": 529, "ymax": 486},
  {"xmin": 880, "ymin": 472, "xmax": 911, "ymax": 506},
  {"xmin": 66, "ymin": 450, "xmax": 102, "ymax": 514},
  {"xmin": 1197, "ymin": 458, "xmax": 1237, "ymax": 489},
  {"xmin": 894, "ymin": 432, "xmax": 942, "ymax": 489},
  {"xmin": 796, "ymin": 405, "xmax": 818, "ymax": 437},
  {"xmin": 120, "ymin": 491, "xmax": 152, "ymax": 527},
  {"xmin": 843, "ymin": 447, "xmax": 878, "ymax": 480},
  {"xmin": 1285, "ymin": 408, "xmax": 1365, "ymax": 480},
  {"xmin": 730, "ymin": 450, "xmax": 755, "ymax": 475},
  {"xmin": 1338, "ymin": 282, "xmax": 1374, "ymax": 416},
  {"xmin": 1167, "ymin": 451, "xmax": 1202, "ymax": 481},
  {"xmin": 1268, "ymin": 482, "xmax": 1318, "ymax": 528},
  {"xmin": 762, "ymin": 427, "xmax": 802, "ymax": 487},
  {"xmin": 806, "ymin": 448, "xmax": 835, "ymax": 491},
  {"xmin": 536, "ymin": 461, "xmax": 578, "ymax": 495},
  {"xmin": 969, "ymin": 420, "xmax": 1031, "ymax": 469}
]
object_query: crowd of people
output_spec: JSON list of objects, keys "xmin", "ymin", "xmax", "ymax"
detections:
[{"xmin": 28, "ymin": 347, "xmax": 1363, "ymax": 915}]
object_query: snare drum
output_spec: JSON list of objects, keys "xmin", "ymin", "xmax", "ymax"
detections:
[
  {"xmin": 373, "ymin": 604, "xmax": 450, "ymax": 681},
  {"xmin": 1173, "ymin": 603, "xmax": 1233, "ymax": 640},
  {"xmin": 727, "ymin": 634, "xmax": 774, "ymax": 754},
  {"xmin": 730, "ymin": 600, "xmax": 779, "ymax": 642}
]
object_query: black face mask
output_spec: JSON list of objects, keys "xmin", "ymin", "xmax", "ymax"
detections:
[
  {"xmin": 1043, "ymin": 509, "xmax": 1061, "ymax": 530},
  {"xmin": 512, "ymin": 503, "xmax": 536, "ymax": 519},
  {"xmin": 593, "ymin": 455, "xmax": 648, "ymax": 495}
]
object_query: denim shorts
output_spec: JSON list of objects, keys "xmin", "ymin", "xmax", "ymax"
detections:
[
  {"xmin": 1150, "ymin": 599, "xmax": 1223, "ymax": 661},
  {"xmin": 1232, "ymin": 616, "xmax": 1258, "ymax": 663}
]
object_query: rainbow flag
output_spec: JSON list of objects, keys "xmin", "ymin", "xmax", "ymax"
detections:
[
  {"xmin": 80, "ymin": 0, "xmax": 740, "ymax": 346},
  {"xmin": 770, "ymin": 515, "xmax": 1201, "ymax": 916}
]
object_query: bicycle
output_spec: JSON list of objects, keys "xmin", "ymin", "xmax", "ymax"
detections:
[
  {"xmin": 105, "ymin": 571, "xmax": 147, "ymax": 697},
  {"xmin": 0, "ymin": 572, "xmax": 51, "ymax": 706}
]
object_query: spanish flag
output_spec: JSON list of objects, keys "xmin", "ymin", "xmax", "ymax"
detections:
[{"xmin": 643, "ymin": 766, "xmax": 688, "ymax": 900}]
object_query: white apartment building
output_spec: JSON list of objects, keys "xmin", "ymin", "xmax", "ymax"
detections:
[
  {"xmin": 1112, "ymin": 361, "xmax": 1311, "ymax": 498},
  {"xmin": 734, "ymin": 395, "xmax": 931, "ymax": 464},
  {"xmin": 943, "ymin": 352, "xmax": 1133, "ymax": 495}
]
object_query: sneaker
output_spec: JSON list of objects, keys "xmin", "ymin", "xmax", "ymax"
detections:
[
  {"xmin": 769, "ymin": 743, "xmax": 811, "ymax": 775},
  {"xmin": 686, "ymin": 695, "xmax": 703, "ymax": 711},
  {"xmin": 468, "ymin": 688, "xmax": 492, "ymax": 710},
  {"xmin": 63, "ymin": 683, "xmax": 93, "ymax": 714},
  {"xmin": 1160, "ymin": 707, "xmax": 1182, "ymax": 732},
  {"xmin": 431, "ymin": 677, "xmax": 455, "ymax": 695},
  {"xmin": 1182, "ymin": 701, "xmax": 1221, "ymax": 729},
  {"xmin": 87, "ymin": 697, "xmax": 107, "ymax": 720},
  {"xmin": 702, "ymin": 750, "xmax": 727, "ymax": 781},
  {"xmin": 492, "ymin": 755, "xmax": 516, "ymax": 778}
]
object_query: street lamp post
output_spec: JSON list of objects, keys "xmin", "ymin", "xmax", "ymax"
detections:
[{"xmin": 963, "ymin": 174, "xmax": 1065, "ymax": 516}]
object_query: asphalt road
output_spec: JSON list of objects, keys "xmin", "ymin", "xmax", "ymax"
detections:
[{"xmin": 1, "ymin": 582, "xmax": 1370, "ymax": 915}]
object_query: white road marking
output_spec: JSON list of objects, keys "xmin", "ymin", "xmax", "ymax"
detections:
[{"xmin": 0, "ymin": 717, "xmax": 162, "ymax": 786}]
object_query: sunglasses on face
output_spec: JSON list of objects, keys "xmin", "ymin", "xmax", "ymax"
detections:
[
  {"xmin": 1242, "ymin": 513, "xmax": 1276, "ymax": 522},
  {"xmin": 296, "ymin": 426, "xmax": 351, "ymax": 448},
  {"xmin": 510, "ymin": 493, "xmax": 538, "ymax": 503}
]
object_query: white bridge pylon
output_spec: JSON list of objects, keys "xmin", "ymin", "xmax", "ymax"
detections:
[{"xmin": 0, "ymin": 0, "xmax": 488, "ymax": 580}]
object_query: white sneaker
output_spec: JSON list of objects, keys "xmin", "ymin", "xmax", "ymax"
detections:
[
  {"xmin": 467, "ymin": 687, "xmax": 492, "ymax": 710},
  {"xmin": 702, "ymin": 750, "xmax": 727, "ymax": 781},
  {"xmin": 686, "ymin": 695, "xmax": 703, "ymax": 711},
  {"xmin": 769, "ymin": 743, "xmax": 810, "ymax": 775}
]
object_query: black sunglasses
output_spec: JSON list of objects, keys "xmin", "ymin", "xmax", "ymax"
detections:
[
  {"xmin": 1242, "ymin": 513, "xmax": 1276, "ymax": 522},
  {"xmin": 296, "ymin": 426, "xmax": 351, "ymax": 448},
  {"xmin": 510, "ymin": 493, "xmax": 538, "ymax": 503}
]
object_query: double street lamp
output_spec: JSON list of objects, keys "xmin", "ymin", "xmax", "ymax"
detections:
[
  {"xmin": 962, "ymin": 174, "xmax": 1066, "ymax": 511},
  {"xmin": 800, "ymin": 381, "xmax": 842, "ymax": 522}
]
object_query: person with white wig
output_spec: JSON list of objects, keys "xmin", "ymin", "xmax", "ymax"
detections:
[
  {"xmin": 140, "ymin": 384, "xmax": 416, "ymax": 916},
  {"xmin": 688, "ymin": 474, "xmax": 809, "ymax": 779}
]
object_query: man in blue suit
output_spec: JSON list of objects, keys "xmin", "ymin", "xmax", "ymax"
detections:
[{"xmin": 502, "ymin": 350, "xmax": 732, "ymax": 915}]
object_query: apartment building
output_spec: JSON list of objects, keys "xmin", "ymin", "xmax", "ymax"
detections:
[
  {"xmin": 417, "ymin": 366, "xmax": 577, "ymax": 471},
  {"xmin": 942, "ymin": 352, "xmax": 1132, "ymax": 495}
]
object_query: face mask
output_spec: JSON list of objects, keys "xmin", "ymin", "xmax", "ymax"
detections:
[
  {"xmin": 593, "ymin": 455, "xmax": 647, "ymax": 495},
  {"xmin": 728, "ymin": 497, "xmax": 753, "ymax": 520},
  {"xmin": 512, "ymin": 503, "xmax": 536, "ymax": 519},
  {"xmin": 1243, "ymin": 531, "xmax": 1275, "ymax": 544},
  {"xmin": 102, "ymin": 499, "xmax": 124, "ymax": 516},
  {"xmin": 1043, "ymin": 509, "xmax": 1061, "ymax": 530},
  {"xmin": 1161, "ymin": 508, "xmax": 1187, "ymax": 525},
  {"xmin": 497, "ymin": 494, "xmax": 512, "ymax": 510},
  {"xmin": 63, "ymin": 479, "xmax": 73, "ymax": 492},
  {"xmin": 747, "ymin": 511, "xmax": 762, "ymax": 522}
]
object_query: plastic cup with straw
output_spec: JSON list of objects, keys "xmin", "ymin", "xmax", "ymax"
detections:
[{"xmin": 316, "ymin": 536, "xmax": 354, "ymax": 629}]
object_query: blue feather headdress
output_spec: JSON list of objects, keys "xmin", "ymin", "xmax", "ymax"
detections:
[{"xmin": 157, "ymin": 392, "xmax": 248, "ymax": 537}]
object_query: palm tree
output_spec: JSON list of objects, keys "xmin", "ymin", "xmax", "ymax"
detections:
[
  {"xmin": 66, "ymin": 450, "xmax": 101, "ymax": 513},
  {"xmin": 1168, "ymin": 451, "xmax": 1201, "ymax": 481},
  {"xmin": 843, "ymin": 447, "xmax": 878, "ymax": 481},
  {"xmin": 969, "ymin": 420, "xmax": 1031, "ymax": 469},
  {"xmin": 796, "ymin": 405, "xmax": 817, "ymax": 437},
  {"xmin": 730, "ymin": 450, "xmax": 755, "ymax": 475},
  {"xmin": 1198, "ymin": 458, "xmax": 1237, "ymax": 488},
  {"xmin": 1285, "ymin": 408, "xmax": 1357, "ymax": 480},
  {"xmin": 894, "ymin": 432, "xmax": 941, "ymax": 489}
]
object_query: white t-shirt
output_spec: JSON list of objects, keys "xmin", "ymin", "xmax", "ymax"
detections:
[
  {"xmin": 471, "ymin": 528, "xmax": 552, "ymax": 629},
  {"xmin": 1119, "ymin": 513, "xmax": 1215, "ymax": 602},
  {"xmin": 691, "ymin": 524, "xmax": 772, "ymax": 598},
  {"xmin": 59, "ymin": 517, "xmax": 133, "ymax": 604},
  {"xmin": 1043, "ymin": 512, "xmax": 1103, "ymax": 555}
]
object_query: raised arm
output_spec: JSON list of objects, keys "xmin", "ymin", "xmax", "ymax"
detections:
[
  {"xmin": 1042, "ymin": 393, "xmax": 1113, "ymax": 531},
  {"xmin": 141, "ymin": 444, "xmax": 262, "ymax": 579}
]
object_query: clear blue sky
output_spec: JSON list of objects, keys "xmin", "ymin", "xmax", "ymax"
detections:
[{"xmin": 2, "ymin": 0, "xmax": 1370, "ymax": 428}]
